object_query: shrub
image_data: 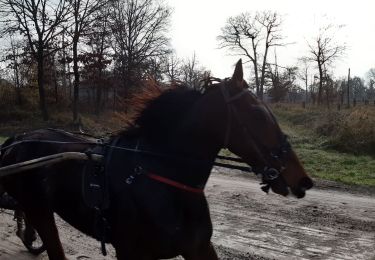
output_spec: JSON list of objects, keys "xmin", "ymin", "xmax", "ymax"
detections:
[{"xmin": 272, "ymin": 103, "xmax": 375, "ymax": 155}]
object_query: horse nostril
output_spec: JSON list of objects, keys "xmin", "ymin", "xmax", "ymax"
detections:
[{"xmin": 299, "ymin": 177, "xmax": 313, "ymax": 190}]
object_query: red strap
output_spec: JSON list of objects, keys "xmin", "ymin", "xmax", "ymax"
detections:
[{"xmin": 147, "ymin": 172, "xmax": 204, "ymax": 194}]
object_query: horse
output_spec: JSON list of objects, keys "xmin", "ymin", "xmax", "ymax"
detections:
[{"xmin": 0, "ymin": 60, "xmax": 313, "ymax": 260}]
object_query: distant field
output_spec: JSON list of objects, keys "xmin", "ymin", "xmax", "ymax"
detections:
[
  {"xmin": 0, "ymin": 136, "xmax": 6, "ymax": 144},
  {"xmin": 277, "ymin": 110, "xmax": 375, "ymax": 187},
  {"xmin": 272, "ymin": 103, "xmax": 375, "ymax": 155}
]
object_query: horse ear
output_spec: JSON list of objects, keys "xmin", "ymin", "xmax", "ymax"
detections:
[{"xmin": 232, "ymin": 59, "xmax": 244, "ymax": 88}]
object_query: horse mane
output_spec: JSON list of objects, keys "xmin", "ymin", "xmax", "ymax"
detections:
[
  {"xmin": 120, "ymin": 80, "xmax": 203, "ymax": 141},
  {"xmin": 119, "ymin": 77, "xmax": 261, "ymax": 141}
]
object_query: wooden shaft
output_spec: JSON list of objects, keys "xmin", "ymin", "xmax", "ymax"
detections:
[{"xmin": 0, "ymin": 152, "xmax": 103, "ymax": 178}]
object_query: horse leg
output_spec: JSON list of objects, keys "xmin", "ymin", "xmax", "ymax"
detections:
[
  {"xmin": 24, "ymin": 209, "xmax": 67, "ymax": 260},
  {"xmin": 185, "ymin": 243, "xmax": 218, "ymax": 260},
  {"xmin": 183, "ymin": 242, "xmax": 218, "ymax": 260}
]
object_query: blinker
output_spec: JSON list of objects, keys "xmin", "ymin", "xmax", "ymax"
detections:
[
  {"xmin": 263, "ymin": 167, "xmax": 280, "ymax": 181},
  {"xmin": 259, "ymin": 167, "xmax": 281, "ymax": 194}
]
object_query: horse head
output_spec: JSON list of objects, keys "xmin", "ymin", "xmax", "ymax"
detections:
[{"xmin": 210, "ymin": 59, "xmax": 313, "ymax": 198}]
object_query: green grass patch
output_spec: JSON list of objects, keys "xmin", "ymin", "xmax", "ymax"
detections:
[
  {"xmin": 220, "ymin": 115, "xmax": 375, "ymax": 187},
  {"xmin": 296, "ymin": 146, "xmax": 375, "ymax": 187},
  {"xmin": 272, "ymin": 103, "xmax": 375, "ymax": 155},
  {"xmin": 279, "ymin": 119, "xmax": 375, "ymax": 187}
]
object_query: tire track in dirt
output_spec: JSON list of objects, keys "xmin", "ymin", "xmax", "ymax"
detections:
[{"xmin": 206, "ymin": 173, "xmax": 375, "ymax": 260}]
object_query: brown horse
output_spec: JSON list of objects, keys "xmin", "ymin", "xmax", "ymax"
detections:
[{"xmin": 0, "ymin": 60, "xmax": 313, "ymax": 260}]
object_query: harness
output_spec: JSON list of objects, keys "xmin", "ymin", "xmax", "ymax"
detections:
[
  {"xmin": 0, "ymin": 81, "xmax": 293, "ymax": 254},
  {"xmin": 116, "ymin": 138, "xmax": 206, "ymax": 195},
  {"xmin": 0, "ymin": 80, "xmax": 291, "ymax": 195}
]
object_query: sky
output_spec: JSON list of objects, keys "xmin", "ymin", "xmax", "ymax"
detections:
[{"xmin": 166, "ymin": 0, "xmax": 375, "ymax": 83}]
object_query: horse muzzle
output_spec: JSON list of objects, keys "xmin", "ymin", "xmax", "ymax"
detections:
[{"xmin": 290, "ymin": 177, "xmax": 314, "ymax": 198}]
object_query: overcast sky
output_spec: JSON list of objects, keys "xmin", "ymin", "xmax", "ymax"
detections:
[{"xmin": 166, "ymin": 0, "xmax": 375, "ymax": 82}]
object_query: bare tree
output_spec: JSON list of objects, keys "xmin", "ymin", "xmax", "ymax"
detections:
[
  {"xmin": 4, "ymin": 36, "xmax": 23, "ymax": 105},
  {"xmin": 366, "ymin": 69, "xmax": 375, "ymax": 101},
  {"xmin": 110, "ymin": 0, "xmax": 171, "ymax": 92},
  {"xmin": 164, "ymin": 52, "xmax": 181, "ymax": 83},
  {"xmin": 67, "ymin": 0, "xmax": 107, "ymax": 123},
  {"xmin": 351, "ymin": 76, "xmax": 366, "ymax": 102},
  {"xmin": 82, "ymin": 5, "xmax": 112, "ymax": 115},
  {"xmin": 367, "ymin": 68, "xmax": 375, "ymax": 87},
  {"xmin": 218, "ymin": 11, "xmax": 284, "ymax": 100},
  {"xmin": 0, "ymin": 0, "xmax": 71, "ymax": 120},
  {"xmin": 180, "ymin": 53, "xmax": 209, "ymax": 89},
  {"xmin": 267, "ymin": 62, "xmax": 298, "ymax": 102},
  {"xmin": 306, "ymin": 24, "xmax": 346, "ymax": 105},
  {"xmin": 298, "ymin": 57, "xmax": 311, "ymax": 103}
]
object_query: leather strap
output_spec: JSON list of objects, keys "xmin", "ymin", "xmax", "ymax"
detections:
[{"xmin": 147, "ymin": 172, "xmax": 204, "ymax": 194}]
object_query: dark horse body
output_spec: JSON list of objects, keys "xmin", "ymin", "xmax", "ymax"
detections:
[{"xmin": 0, "ymin": 61, "xmax": 313, "ymax": 259}]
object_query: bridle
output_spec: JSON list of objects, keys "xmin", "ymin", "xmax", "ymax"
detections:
[{"xmin": 218, "ymin": 79, "xmax": 292, "ymax": 192}]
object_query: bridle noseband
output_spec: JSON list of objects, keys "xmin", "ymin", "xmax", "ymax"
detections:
[{"xmin": 219, "ymin": 80, "xmax": 292, "ymax": 192}]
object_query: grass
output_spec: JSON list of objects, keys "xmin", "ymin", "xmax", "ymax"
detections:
[
  {"xmin": 0, "ymin": 136, "xmax": 6, "ymax": 144},
  {"xmin": 219, "ymin": 113, "xmax": 375, "ymax": 187},
  {"xmin": 272, "ymin": 103, "xmax": 375, "ymax": 155},
  {"xmin": 279, "ymin": 118, "xmax": 375, "ymax": 187}
]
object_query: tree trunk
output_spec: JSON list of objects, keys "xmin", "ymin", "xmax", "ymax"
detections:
[
  {"xmin": 62, "ymin": 30, "xmax": 68, "ymax": 98},
  {"xmin": 72, "ymin": 37, "xmax": 79, "ymax": 124},
  {"xmin": 305, "ymin": 69, "xmax": 308, "ymax": 104},
  {"xmin": 347, "ymin": 68, "xmax": 350, "ymax": 108},
  {"xmin": 68, "ymin": 61, "xmax": 73, "ymax": 100},
  {"xmin": 95, "ymin": 71, "xmax": 102, "ymax": 115},
  {"xmin": 253, "ymin": 60, "xmax": 260, "ymax": 97},
  {"xmin": 13, "ymin": 61, "xmax": 22, "ymax": 106},
  {"xmin": 95, "ymin": 34, "xmax": 106, "ymax": 115},
  {"xmin": 259, "ymin": 44, "xmax": 269, "ymax": 101},
  {"xmin": 251, "ymin": 38, "xmax": 260, "ymax": 97},
  {"xmin": 317, "ymin": 63, "xmax": 323, "ymax": 105},
  {"xmin": 54, "ymin": 57, "xmax": 58, "ymax": 103},
  {"xmin": 37, "ymin": 48, "xmax": 49, "ymax": 121},
  {"xmin": 11, "ymin": 40, "xmax": 22, "ymax": 106}
]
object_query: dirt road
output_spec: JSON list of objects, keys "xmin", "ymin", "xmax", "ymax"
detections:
[{"xmin": 1, "ymin": 172, "xmax": 374, "ymax": 260}]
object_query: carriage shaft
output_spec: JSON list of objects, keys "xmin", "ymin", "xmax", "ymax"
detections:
[{"xmin": 0, "ymin": 152, "xmax": 103, "ymax": 178}]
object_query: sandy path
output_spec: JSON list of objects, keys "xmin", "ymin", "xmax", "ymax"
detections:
[
  {"xmin": 206, "ymin": 173, "xmax": 375, "ymax": 259},
  {"xmin": 1, "ymin": 172, "xmax": 374, "ymax": 259}
]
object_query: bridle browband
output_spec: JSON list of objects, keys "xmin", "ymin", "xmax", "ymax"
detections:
[{"xmin": 218, "ymin": 79, "xmax": 292, "ymax": 192}]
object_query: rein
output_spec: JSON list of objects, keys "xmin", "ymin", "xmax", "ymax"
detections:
[
  {"xmin": 147, "ymin": 172, "xmax": 204, "ymax": 194},
  {"xmin": 0, "ymin": 139, "xmax": 251, "ymax": 195},
  {"xmin": 0, "ymin": 140, "xmax": 251, "ymax": 172}
]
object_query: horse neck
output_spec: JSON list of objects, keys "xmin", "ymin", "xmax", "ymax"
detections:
[
  {"xmin": 134, "ymin": 89, "xmax": 225, "ymax": 189},
  {"xmin": 159, "ymin": 112, "xmax": 223, "ymax": 188},
  {"xmin": 139, "ymin": 132, "xmax": 219, "ymax": 189},
  {"xmin": 171, "ymin": 89, "xmax": 225, "ymax": 164}
]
